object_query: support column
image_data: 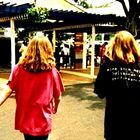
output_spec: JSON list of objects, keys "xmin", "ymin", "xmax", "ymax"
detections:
[
  {"xmin": 52, "ymin": 30, "xmax": 56, "ymax": 52},
  {"xmin": 90, "ymin": 25, "xmax": 96, "ymax": 78},
  {"xmin": 82, "ymin": 32, "xmax": 87, "ymax": 69},
  {"xmin": 101, "ymin": 33, "xmax": 104, "ymax": 44},
  {"xmin": 10, "ymin": 18, "xmax": 16, "ymax": 71}
]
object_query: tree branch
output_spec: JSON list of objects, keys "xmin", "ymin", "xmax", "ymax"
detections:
[
  {"xmin": 116, "ymin": 0, "xmax": 129, "ymax": 16},
  {"xmin": 137, "ymin": 1, "xmax": 140, "ymax": 14}
]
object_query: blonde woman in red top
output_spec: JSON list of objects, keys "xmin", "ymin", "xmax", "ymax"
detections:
[{"xmin": 0, "ymin": 36, "xmax": 64, "ymax": 140}]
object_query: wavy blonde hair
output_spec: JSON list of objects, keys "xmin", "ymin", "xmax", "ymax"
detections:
[
  {"xmin": 18, "ymin": 36, "xmax": 55, "ymax": 72},
  {"xmin": 105, "ymin": 30, "xmax": 140, "ymax": 63}
]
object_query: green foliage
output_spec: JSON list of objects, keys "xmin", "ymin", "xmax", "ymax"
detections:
[
  {"xmin": 79, "ymin": 1, "xmax": 89, "ymax": 8},
  {"xmin": 94, "ymin": 3, "xmax": 110, "ymax": 8},
  {"xmin": 56, "ymin": 33, "xmax": 74, "ymax": 44},
  {"xmin": 73, "ymin": 0, "xmax": 90, "ymax": 9},
  {"xmin": 109, "ymin": 34, "xmax": 115, "ymax": 39},
  {"xmin": 26, "ymin": 4, "xmax": 49, "ymax": 23},
  {"xmin": 95, "ymin": 34, "xmax": 102, "ymax": 41},
  {"xmin": 16, "ymin": 29, "xmax": 30, "ymax": 44}
]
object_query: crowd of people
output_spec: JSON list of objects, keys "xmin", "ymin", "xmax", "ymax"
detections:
[
  {"xmin": 54, "ymin": 41, "xmax": 108, "ymax": 70},
  {"xmin": 54, "ymin": 44, "xmax": 75, "ymax": 70},
  {"xmin": 86, "ymin": 42, "xmax": 108, "ymax": 67},
  {"xmin": 0, "ymin": 30, "xmax": 140, "ymax": 140}
]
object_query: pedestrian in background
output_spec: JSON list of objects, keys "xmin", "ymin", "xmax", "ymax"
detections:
[
  {"xmin": 0, "ymin": 36, "xmax": 64, "ymax": 140},
  {"xmin": 94, "ymin": 30, "xmax": 140, "ymax": 140},
  {"xmin": 70, "ymin": 45, "xmax": 75, "ymax": 69}
]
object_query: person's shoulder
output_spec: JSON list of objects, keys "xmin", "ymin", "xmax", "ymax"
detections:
[
  {"xmin": 101, "ymin": 57, "xmax": 113, "ymax": 66},
  {"xmin": 51, "ymin": 67, "xmax": 62, "ymax": 79},
  {"xmin": 51, "ymin": 67, "xmax": 59, "ymax": 74},
  {"xmin": 131, "ymin": 62, "xmax": 140, "ymax": 69},
  {"xmin": 12, "ymin": 64, "xmax": 20, "ymax": 72},
  {"xmin": 10, "ymin": 64, "xmax": 22, "ymax": 78}
]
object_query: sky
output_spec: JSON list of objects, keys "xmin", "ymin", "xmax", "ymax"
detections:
[
  {"xmin": 87, "ymin": 0, "xmax": 129, "ymax": 9},
  {"xmin": 87, "ymin": 0, "xmax": 115, "ymax": 6}
]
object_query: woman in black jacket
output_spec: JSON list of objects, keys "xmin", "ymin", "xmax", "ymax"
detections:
[{"xmin": 94, "ymin": 30, "xmax": 140, "ymax": 140}]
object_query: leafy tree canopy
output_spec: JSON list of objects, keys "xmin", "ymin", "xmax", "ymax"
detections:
[{"xmin": 26, "ymin": 4, "xmax": 49, "ymax": 23}]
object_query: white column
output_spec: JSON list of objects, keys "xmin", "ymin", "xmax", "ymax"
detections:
[
  {"xmin": 82, "ymin": 32, "xmax": 87, "ymax": 69},
  {"xmin": 90, "ymin": 25, "xmax": 96, "ymax": 78},
  {"xmin": 52, "ymin": 30, "xmax": 56, "ymax": 52},
  {"xmin": 101, "ymin": 33, "xmax": 104, "ymax": 44},
  {"xmin": 10, "ymin": 18, "xmax": 16, "ymax": 71}
]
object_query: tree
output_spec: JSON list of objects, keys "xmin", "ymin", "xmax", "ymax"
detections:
[{"xmin": 116, "ymin": 0, "xmax": 140, "ymax": 36}]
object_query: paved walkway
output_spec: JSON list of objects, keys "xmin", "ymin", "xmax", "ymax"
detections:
[{"xmin": 0, "ymin": 68, "xmax": 105, "ymax": 140}]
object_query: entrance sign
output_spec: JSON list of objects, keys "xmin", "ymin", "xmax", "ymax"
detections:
[{"xmin": 74, "ymin": 32, "xmax": 83, "ymax": 68}]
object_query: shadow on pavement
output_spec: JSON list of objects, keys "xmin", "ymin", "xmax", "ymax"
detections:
[{"xmin": 63, "ymin": 82, "xmax": 105, "ymax": 110}]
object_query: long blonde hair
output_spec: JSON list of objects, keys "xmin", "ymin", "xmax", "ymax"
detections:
[
  {"xmin": 105, "ymin": 30, "xmax": 140, "ymax": 63},
  {"xmin": 18, "ymin": 36, "xmax": 55, "ymax": 72}
]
